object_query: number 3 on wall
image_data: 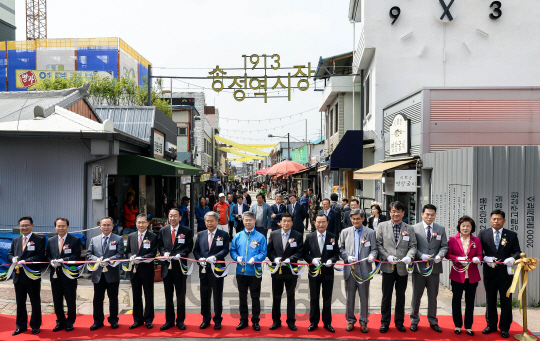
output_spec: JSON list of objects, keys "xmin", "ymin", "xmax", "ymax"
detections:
[
  {"xmin": 490, "ymin": 1, "xmax": 502, "ymax": 20},
  {"xmin": 389, "ymin": 6, "xmax": 400, "ymax": 25}
]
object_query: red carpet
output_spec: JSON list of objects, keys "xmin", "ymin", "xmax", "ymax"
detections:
[{"xmin": 0, "ymin": 313, "xmax": 528, "ymax": 340}]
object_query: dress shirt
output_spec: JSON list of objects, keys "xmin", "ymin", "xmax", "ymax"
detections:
[
  {"xmin": 58, "ymin": 234, "xmax": 66, "ymax": 249},
  {"xmin": 422, "ymin": 221, "xmax": 433, "ymax": 238},
  {"xmin": 238, "ymin": 204, "xmax": 243, "ymax": 215},
  {"xmin": 392, "ymin": 222, "xmax": 401, "ymax": 243},
  {"xmin": 255, "ymin": 204, "xmax": 264, "ymax": 227},
  {"xmin": 493, "ymin": 228, "xmax": 503, "ymax": 246},
  {"xmin": 354, "ymin": 226, "xmax": 363, "ymax": 260},
  {"xmin": 281, "ymin": 229, "xmax": 291, "ymax": 242}
]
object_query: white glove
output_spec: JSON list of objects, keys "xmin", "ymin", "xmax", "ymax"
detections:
[
  {"xmin": 172, "ymin": 254, "xmax": 181, "ymax": 260},
  {"xmin": 237, "ymin": 256, "xmax": 243, "ymax": 263},
  {"xmin": 11, "ymin": 256, "xmax": 18, "ymax": 264},
  {"xmin": 100, "ymin": 258, "xmax": 109, "ymax": 267},
  {"xmin": 402, "ymin": 256, "xmax": 412, "ymax": 265},
  {"xmin": 504, "ymin": 257, "xmax": 515, "ymax": 267},
  {"xmin": 136, "ymin": 256, "xmax": 143, "ymax": 260},
  {"xmin": 51, "ymin": 260, "xmax": 59, "ymax": 268},
  {"xmin": 484, "ymin": 256, "xmax": 494, "ymax": 267},
  {"xmin": 130, "ymin": 255, "xmax": 136, "ymax": 260},
  {"xmin": 247, "ymin": 257, "xmax": 255, "ymax": 265},
  {"xmin": 347, "ymin": 256, "xmax": 356, "ymax": 263},
  {"xmin": 18, "ymin": 260, "xmax": 26, "ymax": 264},
  {"xmin": 283, "ymin": 258, "xmax": 291, "ymax": 264},
  {"xmin": 324, "ymin": 259, "xmax": 333, "ymax": 267},
  {"xmin": 312, "ymin": 258, "xmax": 320, "ymax": 267},
  {"xmin": 434, "ymin": 255, "xmax": 442, "ymax": 263},
  {"xmin": 421, "ymin": 254, "xmax": 431, "ymax": 261},
  {"xmin": 163, "ymin": 252, "xmax": 171, "ymax": 257},
  {"xmin": 198, "ymin": 257, "xmax": 206, "ymax": 263},
  {"xmin": 274, "ymin": 257, "xmax": 282, "ymax": 264},
  {"xmin": 368, "ymin": 254, "xmax": 374, "ymax": 263},
  {"xmin": 387, "ymin": 255, "xmax": 396, "ymax": 264},
  {"xmin": 472, "ymin": 257, "xmax": 481, "ymax": 264},
  {"xmin": 457, "ymin": 256, "xmax": 468, "ymax": 266},
  {"xmin": 206, "ymin": 256, "xmax": 216, "ymax": 264}
]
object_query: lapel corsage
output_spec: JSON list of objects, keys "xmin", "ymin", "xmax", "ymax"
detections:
[
  {"xmin": 361, "ymin": 237, "xmax": 367, "ymax": 244},
  {"xmin": 110, "ymin": 241, "xmax": 116, "ymax": 246},
  {"xmin": 400, "ymin": 230, "xmax": 408, "ymax": 237},
  {"xmin": 28, "ymin": 241, "xmax": 35, "ymax": 246},
  {"xmin": 252, "ymin": 240, "xmax": 260, "ymax": 247},
  {"xmin": 330, "ymin": 238, "xmax": 336, "ymax": 245},
  {"xmin": 143, "ymin": 238, "xmax": 150, "ymax": 244},
  {"xmin": 432, "ymin": 232, "xmax": 438, "ymax": 238},
  {"xmin": 501, "ymin": 237, "xmax": 507, "ymax": 247},
  {"xmin": 178, "ymin": 234, "xmax": 185, "ymax": 239},
  {"xmin": 471, "ymin": 242, "xmax": 476, "ymax": 249},
  {"xmin": 216, "ymin": 236, "xmax": 223, "ymax": 241},
  {"xmin": 63, "ymin": 244, "xmax": 70, "ymax": 250},
  {"xmin": 288, "ymin": 238, "xmax": 295, "ymax": 244}
]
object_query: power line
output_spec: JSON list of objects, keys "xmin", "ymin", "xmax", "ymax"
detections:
[
  {"xmin": 219, "ymin": 107, "xmax": 318, "ymax": 123},
  {"xmin": 220, "ymin": 119, "xmax": 309, "ymax": 133}
]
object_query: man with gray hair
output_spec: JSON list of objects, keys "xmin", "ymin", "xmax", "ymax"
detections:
[
  {"xmin": 339, "ymin": 209, "xmax": 378, "ymax": 333},
  {"xmin": 193, "ymin": 211, "xmax": 230, "ymax": 330}
]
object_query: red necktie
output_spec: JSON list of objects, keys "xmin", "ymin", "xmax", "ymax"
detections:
[
  {"xmin": 22, "ymin": 236, "xmax": 27, "ymax": 251},
  {"xmin": 138, "ymin": 234, "xmax": 143, "ymax": 249},
  {"xmin": 171, "ymin": 228, "xmax": 176, "ymax": 246}
]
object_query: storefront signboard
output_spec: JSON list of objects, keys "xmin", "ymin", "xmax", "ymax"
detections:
[
  {"xmin": 153, "ymin": 130, "xmax": 165, "ymax": 159},
  {"xmin": 395, "ymin": 170, "xmax": 417, "ymax": 192},
  {"xmin": 389, "ymin": 114, "xmax": 409, "ymax": 156}
]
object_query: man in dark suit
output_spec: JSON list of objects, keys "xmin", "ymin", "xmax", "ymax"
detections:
[
  {"xmin": 8, "ymin": 216, "xmax": 46, "ymax": 336},
  {"xmin": 303, "ymin": 213, "xmax": 340, "ymax": 332},
  {"xmin": 46, "ymin": 217, "xmax": 82, "ymax": 332},
  {"xmin": 479, "ymin": 210, "xmax": 521, "ymax": 339},
  {"xmin": 288, "ymin": 194, "xmax": 308, "ymax": 235},
  {"xmin": 267, "ymin": 213, "xmax": 303, "ymax": 331},
  {"xmin": 86, "ymin": 217, "xmax": 125, "ymax": 331},
  {"xmin": 319, "ymin": 199, "xmax": 339, "ymax": 236},
  {"xmin": 242, "ymin": 189, "xmax": 252, "ymax": 207},
  {"xmin": 270, "ymin": 194, "xmax": 287, "ymax": 231},
  {"xmin": 232, "ymin": 196, "xmax": 249, "ymax": 233},
  {"xmin": 157, "ymin": 208, "xmax": 194, "ymax": 331},
  {"xmin": 126, "ymin": 214, "xmax": 158, "ymax": 330},
  {"xmin": 193, "ymin": 211, "xmax": 230, "ymax": 330}
]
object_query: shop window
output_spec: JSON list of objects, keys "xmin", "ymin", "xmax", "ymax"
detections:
[
  {"xmin": 177, "ymin": 127, "xmax": 187, "ymax": 136},
  {"xmin": 97, "ymin": 55, "xmax": 108, "ymax": 63},
  {"xmin": 364, "ymin": 75, "xmax": 370, "ymax": 118},
  {"xmin": 334, "ymin": 102, "xmax": 339, "ymax": 133},
  {"xmin": 329, "ymin": 109, "xmax": 333, "ymax": 136}
]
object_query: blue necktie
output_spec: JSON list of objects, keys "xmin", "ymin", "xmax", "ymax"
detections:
[
  {"xmin": 495, "ymin": 230, "xmax": 500, "ymax": 250},
  {"xmin": 102, "ymin": 236, "xmax": 109, "ymax": 254}
]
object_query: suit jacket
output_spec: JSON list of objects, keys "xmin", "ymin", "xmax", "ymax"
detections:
[
  {"xmin": 232, "ymin": 203, "xmax": 249, "ymax": 228},
  {"xmin": 126, "ymin": 230, "xmax": 158, "ymax": 280},
  {"xmin": 446, "ymin": 233, "xmax": 483, "ymax": 283},
  {"xmin": 478, "ymin": 227, "xmax": 521, "ymax": 279},
  {"xmin": 86, "ymin": 233, "xmax": 125, "ymax": 284},
  {"xmin": 412, "ymin": 222, "xmax": 448, "ymax": 274},
  {"xmin": 270, "ymin": 203, "xmax": 287, "ymax": 230},
  {"xmin": 304, "ymin": 230, "xmax": 340, "ymax": 278},
  {"xmin": 319, "ymin": 208, "xmax": 339, "ymax": 236},
  {"xmin": 7, "ymin": 233, "xmax": 46, "ymax": 284},
  {"xmin": 267, "ymin": 229, "xmax": 303, "ymax": 278},
  {"xmin": 250, "ymin": 202, "xmax": 272, "ymax": 229},
  {"xmin": 193, "ymin": 228, "xmax": 230, "ymax": 279},
  {"xmin": 376, "ymin": 220, "xmax": 417, "ymax": 276},
  {"xmin": 158, "ymin": 224, "xmax": 194, "ymax": 278},
  {"xmin": 288, "ymin": 203, "xmax": 308, "ymax": 234},
  {"xmin": 368, "ymin": 214, "xmax": 387, "ymax": 230},
  {"xmin": 46, "ymin": 233, "xmax": 82, "ymax": 281},
  {"xmin": 339, "ymin": 226, "xmax": 378, "ymax": 280}
]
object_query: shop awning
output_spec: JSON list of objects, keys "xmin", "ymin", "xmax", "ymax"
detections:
[
  {"xmin": 117, "ymin": 155, "xmax": 203, "ymax": 176},
  {"xmin": 353, "ymin": 159, "xmax": 415, "ymax": 180},
  {"xmin": 328, "ymin": 130, "xmax": 363, "ymax": 170}
]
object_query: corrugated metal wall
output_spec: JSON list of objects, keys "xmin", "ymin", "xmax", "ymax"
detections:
[
  {"xmin": 423, "ymin": 146, "xmax": 540, "ymax": 305},
  {"xmin": 0, "ymin": 136, "xmax": 91, "ymax": 233},
  {"xmin": 384, "ymin": 91, "xmax": 423, "ymax": 158}
]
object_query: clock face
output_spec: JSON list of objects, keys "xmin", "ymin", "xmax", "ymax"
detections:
[{"xmin": 433, "ymin": 0, "xmax": 459, "ymax": 23}]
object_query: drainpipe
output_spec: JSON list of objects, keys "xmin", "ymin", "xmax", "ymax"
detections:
[{"xmin": 83, "ymin": 135, "xmax": 114, "ymax": 237}]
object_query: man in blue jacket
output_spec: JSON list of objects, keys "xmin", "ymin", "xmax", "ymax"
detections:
[{"xmin": 230, "ymin": 211, "xmax": 267, "ymax": 331}]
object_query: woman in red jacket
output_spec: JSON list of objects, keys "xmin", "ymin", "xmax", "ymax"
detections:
[
  {"xmin": 446, "ymin": 215, "xmax": 483, "ymax": 336},
  {"xmin": 123, "ymin": 193, "xmax": 139, "ymax": 230}
]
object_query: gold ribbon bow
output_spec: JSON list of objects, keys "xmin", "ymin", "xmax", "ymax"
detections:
[{"xmin": 506, "ymin": 255, "xmax": 539, "ymax": 313}]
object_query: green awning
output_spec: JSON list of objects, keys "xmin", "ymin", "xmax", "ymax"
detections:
[{"xmin": 118, "ymin": 155, "xmax": 203, "ymax": 176}]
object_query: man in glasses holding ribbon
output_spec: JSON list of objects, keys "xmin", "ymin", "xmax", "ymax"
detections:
[
  {"xmin": 409, "ymin": 204, "xmax": 448, "ymax": 333},
  {"xmin": 8, "ymin": 216, "xmax": 46, "ymax": 336},
  {"xmin": 46, "ymin": 217, "xmax": 82, "ymax": 333},
  {"xmin": 339, "ymin": 209, "xmax": 378, "ymax": 333}
]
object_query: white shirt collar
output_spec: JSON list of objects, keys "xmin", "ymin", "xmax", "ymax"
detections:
[
  {"xmin": 318, "ymin": 231, "xmax": 326, "ymax": 239},
  {"xmin": 493, "ymin": 227, "xmax": 503, "ymax": 235},
  {"xmin": 138, "ymin": 231, "xmax": 146, "ymax": 238},
  {"xmin": 58, "ymin": 234, "xmax": 67, "ymax": 243},
  {"xmin": 171, "ymin": 224, "xmax": 179, "ymax": 231},
  {"xmin": 23, "ymin": 232, "xmax": 32, "ymax": 241},
  {"xmin": 102, "ymin": 233, "xmax": 111, "ymax": 239},
  {"xmin": 422, "ymin": 221, "xmax": 432, "ymax": 230}
]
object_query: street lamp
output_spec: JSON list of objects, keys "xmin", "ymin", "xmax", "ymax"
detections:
[{"xmin": 268, "ymin": 133, "xmax": 290, "ymax": 161}]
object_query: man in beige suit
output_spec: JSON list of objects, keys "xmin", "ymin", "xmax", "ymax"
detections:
[
  {"xmin": 339, "ymin": 209, "xmax": 378, "ymax": 333},
  {"xmin": 376, "ymin": 201, "xmax": 417, "ymax": 334}
]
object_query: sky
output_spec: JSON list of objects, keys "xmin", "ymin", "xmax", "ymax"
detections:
[{"xmin": 15, "ymin": 0, "xmax": 356, "ymax": 160}]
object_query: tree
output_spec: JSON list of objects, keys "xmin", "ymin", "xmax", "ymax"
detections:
[{"xmin": 29, "ymin": 73, "xmax": 172, "ymax": 117}]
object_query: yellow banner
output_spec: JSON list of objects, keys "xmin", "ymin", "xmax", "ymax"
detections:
[
  {"xmin": 243, "ymin": 144, "xmax": 276, "ymax": 148},
  {"xmin": 227, "ymin": 157, "xmax": 258, "ymax": 162},
  {"xmin": 200, "ymin": 174, "xmax": 210, "ymax": 181},
  {"xmin": 215, "ymin": 135, "xmax": 270, "ymax": 156},
  {"xmin": 218, "ymin": 147, "xmax": 265, "ymax": 160}
]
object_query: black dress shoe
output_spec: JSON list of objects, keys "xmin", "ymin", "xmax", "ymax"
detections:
[
  {"xmin": 214, "ymin": 323, "xmax": 222, "ymax": 330},
  {"xmin": 430, "ymin": 324, "xmax": 442, "ymax": 333},
  {"xmin": 90, "ymin": 323, "xmax": 104, "ymax": 331},
  {"xmin": 287, "ymin": 323, "xmax": 297, "ymax": 331},
  {"xmin": 200, "ymin": 321, "xmax": 211, "ymax": 329},
  {"xmin": 129, "ymin": 322, "xmax": 143, "ymax": 329},
  {"xmin": 482, "ymin": 326, "xmax": 495, "ymax": 334},
  {"xmin": 396, "ymin": 324, "xmax": 406, "ymax": 332},
  {"xmin": 177, "ymin": 322, "xmax": 186, "ymax": 330},
  {"xmin": 308, "ymin": 324, "xmax": 318, "ymax": 331},
  {"xmin": 455, "ymin": 329, "xmax": 461, "ymax": 335},
  {"xmin": 145, "ymin": 323, "xmax": 153, "ymax": 329},
  {"xmin": 324, "ymin": 324, "xmax": 335, "ymax": 333},
  {"xmin": 32, "ymin": 329, "xmax": 40, "ymax": 335},
  {"xmin": 236, "ymin": 320, "xmax": 248, "ymax": 330},
  {"xmin": 12, "ymin": 328, "xmax": 26, "ymax": 336},
  {"xmin": 269, "ymin": 321, "xmax": 281, "ymax": 330},
  {"xmin": 410, "ymin": 324, "xmax": 418, "ymax": 332},
  {"xmin": 380, "ymin": 325, "xmax": 389, "ymax": 333},
  {"xmin": 66, "ymin": 326, "xmax": 74, "ymax": 332},
  {"xmin": 501, "ymin": 331, "xmax": 510, "ymax": 338},
  {"xmin": 467, "ymin": 330, "xmax": 475, "ymax": 336},
  {"xmin": 53, "ymin": 324, "xmax": 66, "ymax": 332},
  {"xmin": 111, "ymin": 323, "xmax": 119, "ymax": 329},
  {"xmin": 160, "ymin": 322, "xmax": 175, "ymax": 331},
  {"xmin": 253, "ymin": 323, "xmax": 261, "ymax": 331}
]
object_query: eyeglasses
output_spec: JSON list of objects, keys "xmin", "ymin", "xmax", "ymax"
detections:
[{"xmin": 19, "ymin": 224, "xmax": 32, "ymax": 228}]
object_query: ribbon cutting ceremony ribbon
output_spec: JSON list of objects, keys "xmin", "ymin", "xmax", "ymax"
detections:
[{"xmin": 506, "ymin": 253, "xmax": 539, "ymax": 313}]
